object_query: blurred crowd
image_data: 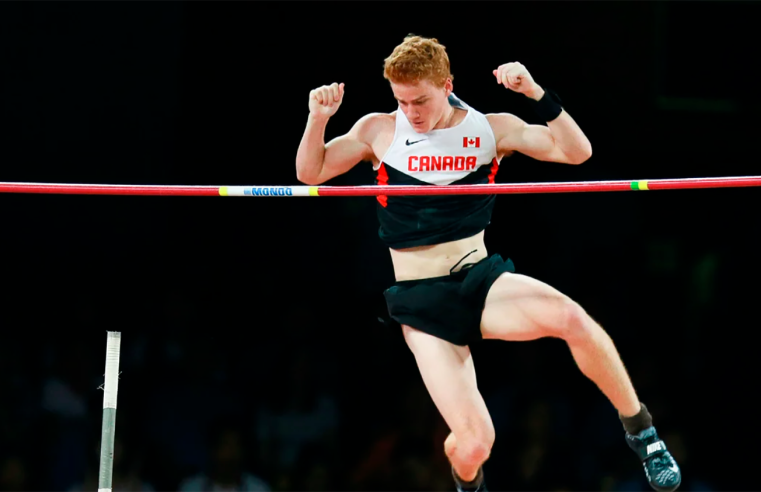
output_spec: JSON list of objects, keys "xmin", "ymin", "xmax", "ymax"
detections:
[
  {"xmin": 0, "ymin": 328, "xmax": 715, "ymax": 491},
  {"xmin": 0, "ymin": 243, "xmax": 725, "ymax": 490}
]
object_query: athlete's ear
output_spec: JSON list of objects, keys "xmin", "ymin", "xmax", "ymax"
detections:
[{"xmin": 444, "ymin": 78, "xmax": 453, "ymax": 96}]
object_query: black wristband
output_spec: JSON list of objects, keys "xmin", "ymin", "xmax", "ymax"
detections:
[{"xmin": 529, "ymin": 87, "xmax": 563, "ymax": 122}]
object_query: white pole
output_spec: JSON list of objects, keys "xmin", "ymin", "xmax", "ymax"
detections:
[{"xmin": 98, "ymin": 331, "xmax": 121, "ymax": 492}]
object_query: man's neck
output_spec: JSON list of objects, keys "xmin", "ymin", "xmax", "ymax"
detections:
[{"xmin": 433, "ymin": 105, "xmax": 456, "ymax": 130}]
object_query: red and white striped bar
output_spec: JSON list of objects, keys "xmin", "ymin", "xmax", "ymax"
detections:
[{"xmin": 0, "ymin": 176, "xmax": 760, "ymax": 197}]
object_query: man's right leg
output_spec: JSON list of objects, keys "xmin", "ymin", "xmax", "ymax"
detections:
[{"xmin": 402, "ymin": 324, "xmax": 494, "ymax": 488}]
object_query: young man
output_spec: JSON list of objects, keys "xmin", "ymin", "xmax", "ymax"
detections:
[{"xmin": 295, "ymin": 35, "xmax": 681, "ymax": 492}]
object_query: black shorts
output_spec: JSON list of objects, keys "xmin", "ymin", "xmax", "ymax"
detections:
[{"xmin": 383, "ymin": 254, "xmax": 516, "ymax": 346}]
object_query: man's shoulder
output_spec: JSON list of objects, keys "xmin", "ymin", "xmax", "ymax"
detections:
[
  {"xmin": 484, "ymin": 111, "xmax": 523, "ymax": 128},
  {"xmin": 484, "ymin": 112, "xmax": 525, "ymax": 143},
  {"xmin": 356, "ymin": 111, "xmax": 396, "ymax": 127},
  {"xmin": 351, "ymin": 111, "xmax": 396, "ymax": 139}
]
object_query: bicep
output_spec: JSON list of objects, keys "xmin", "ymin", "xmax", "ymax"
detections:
[
  {"xmin": 495, "ymin": 114, "xmax": 571, "ymax": 164},
  {"xmin": 319, "ymin": 115, "xmax": 377, "ymax": 182}
]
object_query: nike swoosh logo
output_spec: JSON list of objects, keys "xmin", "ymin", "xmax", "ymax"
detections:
[{"xmin": 406, "ymin": 138, "xmax": 426, "ymax": 146}]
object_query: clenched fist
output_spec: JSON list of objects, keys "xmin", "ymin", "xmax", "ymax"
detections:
[
  {"xmin": 309, "ymin": 82, "xmax": 345, "ymax": 118},
  {"xmin": 493, "ymin": 62, "xmax": 543, "ymax": 100}
]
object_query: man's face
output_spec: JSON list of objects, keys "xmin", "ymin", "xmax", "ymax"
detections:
[{"xmin": 391, "ymin": 78, "xmax": 452, "ymax": 133}]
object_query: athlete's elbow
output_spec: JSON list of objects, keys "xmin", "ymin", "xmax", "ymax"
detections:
[
  {"xmin": 296, "ymin": 170, "xmax": 322, "ymax": 185},
  {"xmin": 568, "ymin": 144, "xmax": 592, "ymax": 165},
  {"xmin": 295, "ymin": 162, "xmax": 323, "ymax": 185}
]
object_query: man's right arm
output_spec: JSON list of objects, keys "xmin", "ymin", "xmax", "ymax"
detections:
[{"xmin": 295, "ymin": 112, "xmax": 380, "ymax": 185}]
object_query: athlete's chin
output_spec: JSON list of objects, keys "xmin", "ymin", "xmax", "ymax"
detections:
[{"xmin": 411, "ymin": 121, "xmax": 429, "ymax": 133}]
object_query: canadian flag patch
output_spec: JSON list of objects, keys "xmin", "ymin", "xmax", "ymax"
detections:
[{"xmin": 463, "ymin": 136, "xmax": 480, "ymax": 148}]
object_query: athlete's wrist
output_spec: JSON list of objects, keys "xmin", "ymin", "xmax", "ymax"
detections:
[
  {"xmin": 308, "ymin": 112, "xmax": 331, "ymax": 125},
  {"xmin": 526, "ymin": 85, "xmax": 545, "ymax": 101},
  {"xmin": 527, "ymin": 87, "xmax": 563, "ymax": 122}
]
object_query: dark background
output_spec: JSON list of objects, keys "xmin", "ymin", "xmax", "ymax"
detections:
[{"xmin": 1, "ymin": 1, "xmax": 760, "ymax": 491}]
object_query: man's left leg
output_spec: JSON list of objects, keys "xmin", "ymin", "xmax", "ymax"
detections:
[
  {"xmin": 480, "ymin": 271, "xmax": 681, "ymax": 492},
  {"xmin": 402, "ymin": 324, "xmax": 493, "ymax": 492}
]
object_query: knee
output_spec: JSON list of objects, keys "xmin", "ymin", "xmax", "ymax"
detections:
[
  {"xmin": 455, "ymin": 423, "xmax": 495, "ymax": 465},
  {"xmin": 458, "ymin": 434, "xmax": 494, "ymax": 465},
  {"xmin": 556, "ymin": 298, "xmax": 595, "ymax": 343}
]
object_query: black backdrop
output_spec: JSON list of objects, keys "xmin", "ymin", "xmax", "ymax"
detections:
[{"xmin": 1, "ymin": 2, "xmax": 759, "ymax": 491}]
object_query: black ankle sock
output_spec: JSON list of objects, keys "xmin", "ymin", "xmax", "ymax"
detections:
[
  {"xmin": 620, "ymin": 402, "xmax": 654, "ymax": 435},
  {"xmin": 453, "ymin": 466, "xmax": 484, "ymax": 490}
]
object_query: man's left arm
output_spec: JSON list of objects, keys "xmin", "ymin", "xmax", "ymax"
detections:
[{"xmin": 487, "ymin": 62, "xmax": 593, "ymax": 165}]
